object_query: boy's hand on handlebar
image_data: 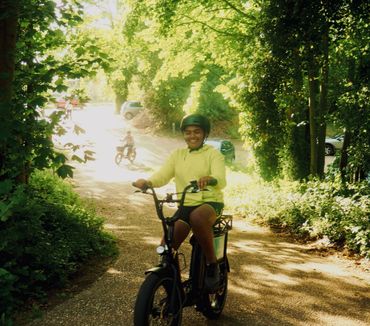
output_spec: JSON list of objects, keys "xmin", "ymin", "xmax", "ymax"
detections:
[
  {"xmin": 197, "ymin": 176, "xmax": 217, "ymax": 190},
  {"xmin": 132, "ymin": 179, "xmax": 152, "ymax": 190}
]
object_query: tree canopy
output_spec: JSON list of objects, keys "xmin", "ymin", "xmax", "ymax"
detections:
[
  {"xmin": 1, "ymin": 0, "xmax": 369, "ymax": 184},
  {"xmin": 103, "ymin": 0, "xmax": 369, "ymax": 181}
]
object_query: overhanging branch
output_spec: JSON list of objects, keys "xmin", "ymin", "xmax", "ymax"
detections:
[{"xmin": 176, "ymin": 14, "xmax": 246, "ymax": 38}]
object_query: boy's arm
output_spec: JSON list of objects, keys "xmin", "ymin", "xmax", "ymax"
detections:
[{"xmin": 148, "ymin": 151, "xmax": 176, "ymax": 187}]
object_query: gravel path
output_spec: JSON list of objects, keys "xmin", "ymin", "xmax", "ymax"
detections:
[{"xmin": 25, "ymin": 106, "xmax": 370, "ymax": 325}]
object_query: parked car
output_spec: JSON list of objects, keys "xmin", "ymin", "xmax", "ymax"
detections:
[
  {"xmin": 325, "ymin": 135, "xmax": 344, "ymax": 156},
  {"xmin": 205, "ymin": 139, "xmax": 235, "ymax": 163},
  {"xmin": 121, "ymin": 101, "xmax": 143, "ymax": 120}
]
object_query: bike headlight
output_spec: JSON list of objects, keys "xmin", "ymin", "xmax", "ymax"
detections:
[{"xmin": 156, "ymin": 245, "xmax": 166, "ymax": 254}]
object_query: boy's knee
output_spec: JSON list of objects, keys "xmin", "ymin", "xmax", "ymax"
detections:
[{"xmin": 190, "ymin": 206, "xmax": 216, "ymax": 227}]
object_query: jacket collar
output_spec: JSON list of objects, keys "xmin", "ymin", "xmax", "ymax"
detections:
[
  {"xmin": 188, "ymin": 144, "xmax": 210, "ymax": 153},
  {"xmin": 189, "ymin": 144, "xmax": 203, "ymax": 152}
]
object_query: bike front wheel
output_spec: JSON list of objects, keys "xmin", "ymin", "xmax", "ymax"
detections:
[
  {"xmin": 134, "ymin": 273, "xmax": 182, "ymax": 326},
  {"xmin": 199, "ymin": 258, "xmax": 228, "ymax": 320},
  {"xmin": 115, "ymin": 153, "xmax": 123, "ymax": 165}
]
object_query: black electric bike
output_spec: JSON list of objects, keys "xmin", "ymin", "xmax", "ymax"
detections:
[{"xmin": 133, "ymin": 180, "xmax": 232, "ymax": 325}]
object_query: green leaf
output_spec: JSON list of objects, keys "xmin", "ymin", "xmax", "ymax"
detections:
[
  {"xmin": 71, "ymin": 155, "xmax": 85, "ymax": 163},
  {"xmin": 54, "ymin": 153, "xmax": 67, "ymax": 165},
  {"xmin": 56, "ymin": 165, "xmax": 74, "ymax": 179}
]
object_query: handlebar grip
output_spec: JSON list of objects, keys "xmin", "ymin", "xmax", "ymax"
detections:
[
  {"xmin": 132, "ymin": 181, "xmax": 147, "ymax": 191},
  {"xmin": 208, "ymin": 178, "xmax": 218, "ymax": 186}
]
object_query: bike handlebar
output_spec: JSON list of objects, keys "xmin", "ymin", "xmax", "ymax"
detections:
[{"xmin": 132, "ymin": 178, "xmax": 217, "ymax": 223}]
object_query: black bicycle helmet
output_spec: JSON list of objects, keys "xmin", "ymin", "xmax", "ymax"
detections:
[{"xmin": 180, "ymin": 113, "xmax": 211, "ymax": 136}]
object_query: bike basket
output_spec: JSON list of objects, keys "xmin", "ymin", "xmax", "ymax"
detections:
[
  {"xmin": 116, "ymin": 146, "xmax": 125, "ymax": 152},
  {"xmin": 213, "ymin": 214, "xmax": 232, "ymax": 260},
  {"xmin": 213, "ymin": 214, "xmax": 232, "ymax": 236}
]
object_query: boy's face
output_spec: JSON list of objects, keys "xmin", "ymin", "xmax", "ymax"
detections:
[{"xmin": 183, "ymin": 125, "xmax": 205, "ymax": 149}]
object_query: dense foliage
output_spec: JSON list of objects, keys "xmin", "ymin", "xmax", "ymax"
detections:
[
  {"xmin": 3, "ymin": 1, "xmax": 367, "ymax": 183},
  {"xmin": 225, "ymin": 172, "xmax": 370, "ymax": 258},
  {"xmin": 72, "ymin": 0, "xmax": 369, "ymax": 181},
  {"xmin": 85, "ymin": 1, "xmax": 238, "ymax": 129},
  {"xmin": 0, "ymin": 171, "xmax": 117, "ymax": 320},
  {"xmin": 0, "ymin": 0, "xmax": 107, "ymax": 185},
  {"xmin": 0, "ymin": 3, "xmax": 117, "ymax": 323},
  {"xmin": 107, "ymin": 0, "xmax": 369, "ymax": 182}
]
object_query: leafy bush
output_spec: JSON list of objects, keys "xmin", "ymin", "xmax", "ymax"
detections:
[
  {"xmin": 226, "ymin": 175, "xmax": 370, "ymax": 258},
  {"xmin": 0, "ymin": 171, "xmax": 117, "ymax": 319}
]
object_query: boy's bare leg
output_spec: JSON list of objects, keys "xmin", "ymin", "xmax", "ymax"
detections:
[
  {"xmin": 189, "ymin": 204, "xmax": 217, "ymax": 264},
  {"xmin": 161, "ymin": 220, "xmax": 190, "ymax": 250}
]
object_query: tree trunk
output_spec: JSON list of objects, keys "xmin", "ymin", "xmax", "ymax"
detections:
[
  {"xmin": 115, "ymin": 93, "xmax": 125, "ymax": 115},
  {"xmin": 339, "ymin": 130, "xmax": 351, "ymax": 183},
  {"xmin": 289, "ymin": 67, "xmax": 310, "ymax": 180},
  {"xmin": 307, "ymin": 52, "xmax": 320, "ymax": 176},
  {"xmin": 317, "ymin": 28, "xmax": 329, "ymax": 177},
  {"xmin": 339, "ymin": 59, "xmax": 356, "ymax": 182},
  {"xmin": 0, "ymin": 1, "xmax": 18, "ymax": 105},
  {"xmin": 0, "ymin": 1, "xmax": 19, "ymax": 180}
]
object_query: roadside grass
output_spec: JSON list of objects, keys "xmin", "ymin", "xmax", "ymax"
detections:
[{"xmin": 225, "ymin": 167, "xmax": 370, "ymax": 259}]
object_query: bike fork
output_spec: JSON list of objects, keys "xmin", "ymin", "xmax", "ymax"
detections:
[{"xmin": 189, "ymin": 236, "xmax": 206, "ymax": 293}]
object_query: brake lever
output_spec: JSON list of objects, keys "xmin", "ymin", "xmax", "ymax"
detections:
[
  {"xmin": 190, "ymin": 180, "xmax": 199, "ymax": 193},
  {"xmin": 189, "ymin": 179, "xmax": 216, "ymax": 192}
]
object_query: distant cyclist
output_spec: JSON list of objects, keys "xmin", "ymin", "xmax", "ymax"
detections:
[
  {"xmin": 122, "ymin": 131, "xmax": 135, "ymax": 157},
  {"xmin": 133, "ymin": 113, "xmax": 226, "ymax": 293}
]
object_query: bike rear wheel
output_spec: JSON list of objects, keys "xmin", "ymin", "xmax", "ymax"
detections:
[
  {"xmin": 199, "ymin": 258, "xmax": 228, "ymax": 319},
  {"xmin": 128, "ymin": 149, "xmax": 136, "ymax": 163},
  {"xmin": 115, "ymin": 153, "xmax": 123, "ymax": 165},
  {"xmin": 134, "ymin": 273, "xmax": 182, "ymax": 326}
]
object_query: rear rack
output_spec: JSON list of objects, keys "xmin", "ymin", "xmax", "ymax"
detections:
[{"xmin": 213, "ymin": 214, "xmax": 233, "ymax": 235}]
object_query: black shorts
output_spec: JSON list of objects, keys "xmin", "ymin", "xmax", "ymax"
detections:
[{"xmin": 178, "ymin": 202, "xmax": 224, "ymax": 226}]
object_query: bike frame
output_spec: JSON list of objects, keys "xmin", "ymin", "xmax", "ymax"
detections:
[
  {"xmin": 142, "ymin": 182, "xmax": 196, "ymax": 297},
  {"xmin": 185, "ymin": 215, "xmax": 231, "ymax": 306},
  {"xmin": 138, "ymin": 181, "xmax": 232, "ymax": 309}
]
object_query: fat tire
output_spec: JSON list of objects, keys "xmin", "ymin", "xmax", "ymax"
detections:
[
  {"xmin": 134, "ymin": 273, "xmax": 182, "ymax": 326},
  {"xmin": 199, "ymin": 258, "xmax": 228, "ymax": 320}
]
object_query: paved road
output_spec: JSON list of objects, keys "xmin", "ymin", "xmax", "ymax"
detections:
[{"xmin": 26, "ymin": 104, "xmax": 370, "ymax": 326}]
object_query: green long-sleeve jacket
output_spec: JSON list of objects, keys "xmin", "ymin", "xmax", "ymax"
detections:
[{"xmin": 149, "ymin": 145, "xmax": 226, "ymax": 206}]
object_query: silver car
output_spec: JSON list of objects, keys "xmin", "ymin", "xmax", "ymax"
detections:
[{"xmin": 121, "ymin": 101, "xmax": 143, "ymax": 120}]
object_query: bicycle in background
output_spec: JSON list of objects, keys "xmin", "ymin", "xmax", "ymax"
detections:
[{"xmin": 115, "ymin": 145, "xmax": 136, "ymax": 164}]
